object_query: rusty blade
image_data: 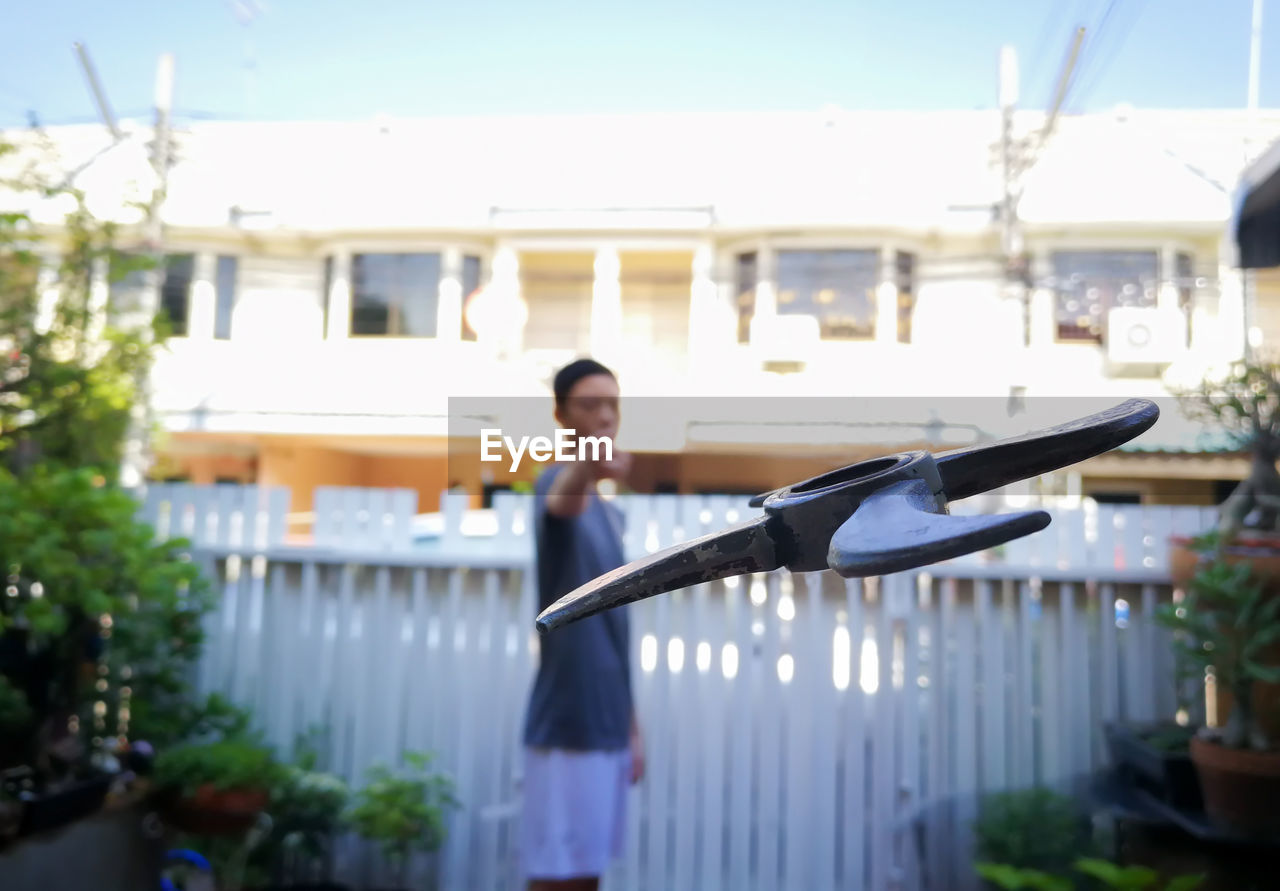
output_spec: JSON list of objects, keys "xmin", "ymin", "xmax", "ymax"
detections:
[
  {"xmin": 935, "ymin": 398, "xmax": 1159, "ymax": 502},
  {"xmin": 827, "ymin": 479, "xmax": 1050, "ymax": 577},
  {"xmin": 535, "ymin": 516, "xmax": 782, "ymax": 633}
]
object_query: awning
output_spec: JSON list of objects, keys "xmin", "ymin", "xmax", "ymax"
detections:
[{"xmin": 1236, "ymin": 136, "xmax": 1280, "ymax": 268}]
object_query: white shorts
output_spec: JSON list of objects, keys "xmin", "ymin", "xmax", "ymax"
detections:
[{"xmin": 519, "ymin": 747, "xmax": 631, "ymax": 880}]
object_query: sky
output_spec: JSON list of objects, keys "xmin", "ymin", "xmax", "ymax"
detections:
[{"xmin": 1, "ymin": 0, "xmax": 1277, "ymax": 128}]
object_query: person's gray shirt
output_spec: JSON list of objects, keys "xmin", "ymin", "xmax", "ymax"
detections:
[{"xmin": 522, "ymin": 465, "xmax": 633, "ymax": 751}]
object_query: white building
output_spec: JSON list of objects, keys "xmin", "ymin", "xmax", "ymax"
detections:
[{"xmin": 4, "ymin": 107, "xmax": 1280, "ymax": 513}]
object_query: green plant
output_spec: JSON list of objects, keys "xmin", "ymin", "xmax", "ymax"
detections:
[
  {"xmin": 347, "ymin": 750, "xmax": 459, "ymax": 886},
  {"xmin": 1137, "ymin": 724, "xmax": 1195, "ymax": 753},
  {"xmin": 130, "ymin": 691, "xmax": 255, "ymax": 754},
  {"xmin": 0, "ymin": 465, "xmax": 212, "ymax": 774},
  {"xmin": 974, "ymin": 788, "xmax": 1093, "ymax": 877},
  {"xmin": 1155, "ymin": 558, "xmax": 1280, "ymax": 750},
  {"xmin": 268, "ymin": 726, "xmax": 350, "ymax": 848},
  {"xmin": 1175, "ymin": 358, "xmax": 1280, "ymax": 539},
  {"xmin": 208, "ymin": 726, "xmax": 352, "ymax": 887},
  {"xmin": 273, "ymin": 763, "xmax": 350, "ymax": 836},
  {"xmin": 153, "ymin": 737, "xmax": 285, "ymax": 796},
  {"xmin": 0, "ymin": 140, "xmax": 162, "ymax": 480},
  {"xmin": 0, "ymin": 134, "xmax": 217, "ymax": 796},
  {"xmin": 0, "ymin": 675, "xmax": 31, "ymax": 734},
  {"xmin": 976, "ymin": 857, "xmax": 1204, "ymax": 891}
]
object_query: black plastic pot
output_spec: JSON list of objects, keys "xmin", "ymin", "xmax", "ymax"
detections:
[
  {"xmin": 1104, "ymin": 721, "xmax": 1202, "ymax": 812},
  {"xmin": 17, "ymin": 773, "xmax": 111, "ymax": 837}
]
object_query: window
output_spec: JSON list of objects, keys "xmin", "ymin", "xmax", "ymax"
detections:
[
  {"xmin": 896, "ymin": 251, "xmax": 916, "ymax": 343},
  {"xmin": 776, "ymin": 249, "xmax": 879, "ymax": 340},
  {"xmin": 351, "ymin": 252, "xmax": 440, "ymax": 337},
  {"xmin": 734, "ymin": 252, "xmax": 757, "ymax": 344},
  {"xmin": 108, "ymin": 251, "xmax": 194, "ymax": 335},
  {"xmin": 214, "ymin": 255, "xmax": 238, "ymax": 340},
  {"xmin": 461, "ymin": 254, "xmax": 482, "ymax": 341},
  {"xmin": 321, "ymin": 256, "xmax": 333, "ymax": 339},
  {"xmin": 1051, "ymin": 250, "xmax": 1158, "ymax": 342},
  {"xmin": 159, "ymin": 254, "xmax": 195, "ymax": 336}
]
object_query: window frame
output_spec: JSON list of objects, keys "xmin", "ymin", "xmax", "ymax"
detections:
[
  {"xmin": 107, "ymin": 250, "xmax": 196, "ymax": 336},
  {"xmin": 349, "ymin": 251, "xmax": 443, "ymax": 338},
  {"xmin": 214, "ymin": 254, "xmax": 239, "ymax": 341},
  {"xmin": 1044, "ymin": 243, "xmax": 1194, "ymax": 344},
  {"xmin": 773, "ymin": 247, "xmax": 882, "ymax": 341},
  {"xmin": 319, "ymin": 240, "xmax": 491, "ymax": 341}
]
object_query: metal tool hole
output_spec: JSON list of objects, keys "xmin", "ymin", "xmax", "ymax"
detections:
[{"xmin": 789, "ymin": 456, "xmax": 903, "ymax": 494}]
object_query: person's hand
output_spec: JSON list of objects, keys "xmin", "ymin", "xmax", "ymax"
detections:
[
  {"xmin": 629, "ymin": 723, "xmax": 645, "ymax": 785},
  {"xmin": 590, "ymin": 450, "xmax": 632, "ymax": 484}
]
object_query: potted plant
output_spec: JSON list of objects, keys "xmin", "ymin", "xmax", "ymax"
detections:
[
  {"xmin": 346, "ymin": 751, "xmax": 459, "ymax": 891},
  {"xmin": 1170, "ymin": 358, "xmax": 1280, "ymax": 742},
  {"xmin": 972, "ymin": 787, "xmax": 1095, "ymax": 883},
  {"xmin": 0, "ymin": 466, "xmax": 210, "ymax": 840},
  {"xmin": 154, "ymin": 737, "xmax": 286, "ymax": 837},
  {"xmin": 248, "ymin": 729, "xmax": 353, "ymax": 891},
  {"xmin": 1155, "ymin": 558, "xmax": 1280, "ymax": 837}
]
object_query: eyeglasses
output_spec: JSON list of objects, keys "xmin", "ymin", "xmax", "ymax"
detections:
[{"xmin": 564, "ymin": 396, "xmax": 619, "ymax": 414}]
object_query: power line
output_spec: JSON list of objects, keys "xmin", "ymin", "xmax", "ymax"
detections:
[
  {"xmin": 1027, "ymin": 0, "xmax": 1081, "ymax": 97},
  {"xmin": 1065, "ymin": 0, "xmax": 1150, "ymax": 112},
  {"xmin": 1056, "ymin": 0, "xmax": 1116, "ymax": 110}
]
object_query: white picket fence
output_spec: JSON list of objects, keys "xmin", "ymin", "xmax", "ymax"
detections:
[{"xmin": 135, "ymin": 484, "xmax": 1217, "ymax": 891}]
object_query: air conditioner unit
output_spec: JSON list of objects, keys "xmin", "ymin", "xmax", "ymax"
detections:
[
  {"xmin": 1105, "ymin": 307, "xmax": 1186, "ymax": 366},
  {"xmin": 750, "ymin": 314, "xmax": 821, "ymax": 371}
]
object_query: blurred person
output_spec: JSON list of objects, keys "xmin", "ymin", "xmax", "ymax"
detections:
[{"xmin": 520, "ymin": 358, "xmax": 645, "ymax": 891}]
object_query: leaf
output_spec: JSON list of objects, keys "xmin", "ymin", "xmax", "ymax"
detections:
[
  {"xmin": 1163, "ymin": 874, "xmax": 1206, "ymax": 891},
  {"xmin": 976, "ymin": 863, "xmax": 1034, "ymax": 890},
  {"xmin": 1245, "ymin": 624, "xmax": 1280, "ymax": 654},
  {"xmin": 1025, "ymin": 874, "xmax": 1074, "ymax": 891},
  {"xmin": 1245, "ymin": 661, "xmax": 1280, "ymax": 683},
  {"xmin": 1075, "ymin": 858, "xmax": 1159, "ymax": 889}
]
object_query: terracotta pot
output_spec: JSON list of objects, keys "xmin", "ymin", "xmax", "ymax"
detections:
[
  {"xmin": 161, "ymin": 783, "xmax": 268, "ymax": 836},
  {"xmin": 1189, "ymin": 735, "xmax": 1280, "ymax": 837},
  {"xmin": 1170, "ymin": 532, "xmax": 1280, "ymax": 588}
]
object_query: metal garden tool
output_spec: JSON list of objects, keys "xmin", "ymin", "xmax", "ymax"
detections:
[{"xmin": 536, "ymin": 398, "xmax": 1159, "ymax": 633}]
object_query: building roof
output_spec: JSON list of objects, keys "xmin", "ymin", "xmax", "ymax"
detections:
[
  {"xmin": 1117, "ymin": 428, "xmax": 1242, "ymax": 454},
  {"xmin": 1235, "ymin": 130, "xmax": 1280, "ymax": 267},
  {"xmin": 4, "ymin": 107, "xmax": 1280, "ymax": 234}
]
